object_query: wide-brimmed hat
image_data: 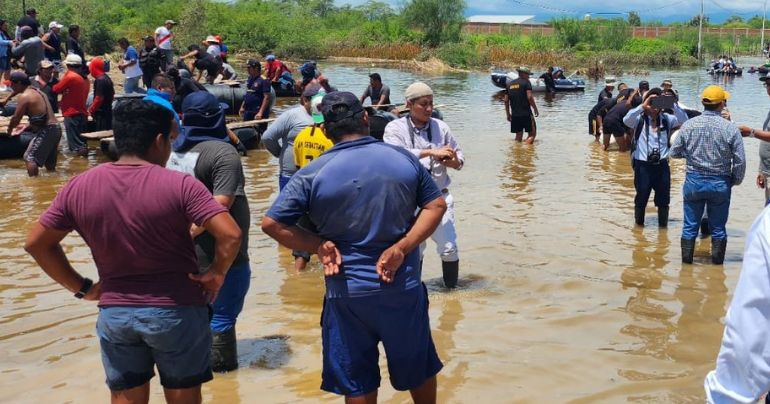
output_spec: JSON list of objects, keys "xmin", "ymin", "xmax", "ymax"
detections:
[
  {"xmin": 175, "ymin": 91, "xmax": 229, "ymax": 151},
  {"xmin": 48, "ymin": 21, "xmax": 63, "ymax": 29},
  {"xmin": 205, "ymin": 35, "xmax": 219, "ymax": 44},
  {"xmin": 516, "ymin": 66, "xmax": 531, "ymax": 74}
]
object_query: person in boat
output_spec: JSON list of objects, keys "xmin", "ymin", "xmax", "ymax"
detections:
[
  {"xmin": 538, "ymin": 67, "xmax": 556, "ymax": 94},
  {"xmin": 623, "ymin": 87, "xmax": 688, "ymax": 228},
  {"xmin": 182, "ymin": 44, "xmax": 222, "ymax": 84},
  {"xmin": 384, "ymin": 82, "xmax": 465, "ymax": 289},
  {"xmin": 598, "ymin": 76, "xmax": 616, "ymax": 102},
  {"xmin": 504, "ymin": 66, "xmax": 539, "ymax": 144},
  {"xmin": 360, "ymin": 72, "xmax": 392, "ymax": 108},
  {"xmin": 262, "ymin": 91, "xmax": 447, "ymax": 404},
  {"xmin": 1, "ymin": 71, "xmax": 60, "ymax": 176},
  {"xmin": 25, "ymin": 98, "xmax": 242, "ymax": 403},
  {"xmin": 552, "ymin": 67, "xmax": 565, "ymax": 80},
  {"xmin": 265, "ymin": 54, "xmax": 293, "ymax": 85}
]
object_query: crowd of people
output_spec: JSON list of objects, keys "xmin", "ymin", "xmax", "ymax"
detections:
[{"xmin": 8, "ymin": 7, "xmax": 770, "ymax": 403}]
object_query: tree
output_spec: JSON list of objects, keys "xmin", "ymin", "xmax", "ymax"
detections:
[
  {"xmin": 628, "ymin": 11, "xmax": 641, "ymax": 27},
  {"xmin": 309, "ymin": 0, "xmax": 335, "ymax": 17},
  {"xmin": 403, "ymin": 0, "xmax": 465, "ymax": 47},
  {"xmin": 689, "ymin": 14, "xmax": 709, "ymax": 27},
  {"xmin": 176, "ymin": 0, "xmax": 208, "ymax": 51},
  {"xmin": 356, "ymin": 0, "xmax": 394, "ymax": 21}
]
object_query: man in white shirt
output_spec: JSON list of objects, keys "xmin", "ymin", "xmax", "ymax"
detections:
[
  {"xmin": 383, "ymin": 82, "xmax": 465, "ymax": 288},
  {"xmin": 705, "ymin": 206, "xmax": 770, "ymax": 403},
  {"xmin": 155, "ymin": 20, "xmax": 175, "ymax": 71}
]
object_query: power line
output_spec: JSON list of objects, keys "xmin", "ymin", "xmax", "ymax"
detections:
[{"xmin": 707, "ymin": 0, "xmax": 756, "ymax": 17}]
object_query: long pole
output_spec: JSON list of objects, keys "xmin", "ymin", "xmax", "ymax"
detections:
[
  {"xmin": 763, "ymin": 0, "xmax": 767, "ymax": 56},
  {"xmin": 698, "ymin": 0, "xmax": 704, "ymax": 61}
]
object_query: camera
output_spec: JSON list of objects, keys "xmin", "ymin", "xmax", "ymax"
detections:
[
  {"xmin": 650, "ymin": 95, "xmax": 675, "ymax": 110},
  {"xmin": 648, "ymin": 147, "xmax": 661, "ymax": 164}
]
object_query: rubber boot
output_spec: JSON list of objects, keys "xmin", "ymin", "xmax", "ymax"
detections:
[
  {"xmin": 442, "ymin": 260, "xmax": 459, "ymax": 289},
  {"xmin": 711, "ymin": 238, "xmax": 727, "ymax": 265},
  {"xmin": 700, "ymin": 217, "xmax": 710, "ymax": 238},
  {"xmin": 211, "ymin": 327, "xmax": 238, "ymax": 373},
  {"xmin": 634, "ymin": 207, "xmax": 645, "ymax": 226},
  {"xmin": 658, "ymin": 206, "xmax": 669, "ymax": 228},
  {"xmin": 681, "ymin": 238, "xmax": 696, "ymax": 264}
]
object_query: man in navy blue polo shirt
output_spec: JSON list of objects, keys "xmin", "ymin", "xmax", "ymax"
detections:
[{"xmin": 262, "ymin": 92, "xmax": 447, "ymax": 403}]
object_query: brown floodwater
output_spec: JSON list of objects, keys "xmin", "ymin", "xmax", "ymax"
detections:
[{"xmin": 1, "ymin": 61, "xmax": 768, "ymax": 403}]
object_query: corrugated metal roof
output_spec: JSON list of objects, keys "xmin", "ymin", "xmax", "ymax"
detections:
[{"xmin": 466, "ymin": 15, "xmax": 538, "ymax": 24}]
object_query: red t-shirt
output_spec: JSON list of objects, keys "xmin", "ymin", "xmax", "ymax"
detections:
[
  {"xmin": 39, "ymin": 163, "xmax": 227, "ymax": 306},
  {"xmin": 52, "ymin": 70, "xmax": 90, "ymax": 117}
]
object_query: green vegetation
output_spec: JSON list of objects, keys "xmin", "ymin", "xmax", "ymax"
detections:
[{"xmin": 0, "ymin": 0, "xmax": 764, "ymax": 71}]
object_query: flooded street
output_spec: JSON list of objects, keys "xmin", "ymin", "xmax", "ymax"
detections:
[{"xmin": 1, "ymin": 61, "xmax": 768, "ymax": 403}]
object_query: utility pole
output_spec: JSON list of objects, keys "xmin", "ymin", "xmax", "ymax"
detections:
[
  {"xmin": 697, "ymin": 0, "xmax": 704, "ymax": 61},
  {"xmin": 763, "ymin": 0, "xmax": 768, "ymax": 56}
]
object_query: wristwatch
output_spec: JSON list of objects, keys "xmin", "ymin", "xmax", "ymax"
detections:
[
  {"xmin": 750, "ymin": 128, "xmax": 756, "ymax": 138},
  {"xmin": 74, "ymin": 277, "xmax": 93, "ymax": 299}
]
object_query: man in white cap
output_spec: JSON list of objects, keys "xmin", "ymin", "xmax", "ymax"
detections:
[
  {"xmin": 42, "ymin": 21, "xmax": 65, "ymax": 77},
  {"xmin": 383, "ymin": 82, "xmax": 465, "ymax": 288},
  {"xmin": 53, "ymin": 54, "xmax": 90, "ymax": 156},
  {"xmin": 598, "ymin": 76, "xmax": 616, "ymax": 102},
  {"xmin": 155, "ymin": 20, "xmax": 176, "ymax": 70}
]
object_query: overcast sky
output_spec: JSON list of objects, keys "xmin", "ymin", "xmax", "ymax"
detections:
[{"xmin": 337, "ymin": 0, "xmax": 768, "ymax": 23}]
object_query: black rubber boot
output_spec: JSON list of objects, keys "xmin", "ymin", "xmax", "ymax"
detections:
[
  {"xmin": 681, "ymin": 238, "xmax": 696, "ymax": 264},
  {"xmin": 711, "ymin": 238, "xmax": 727, "ymax": 265},
  {"xmin": 634, "ymin": 207, "xmax": 645, "ymax": 226},
  {"xmin": 442, "ymin": 260, "xmax": 459, "ymax": 289},
  {"xmin": 658, "ymin": 206, "xmax": 669, "ymax": 228},
  {"xmin": 211, "ymin": 327, "xmax": 238, "ymax": 373},
  {"xmin": 700, "ymin": 217, "xmax": 710, "ymax": 238}
]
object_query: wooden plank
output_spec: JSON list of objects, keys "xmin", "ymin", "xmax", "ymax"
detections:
[{"xmin": 83, "ymin": 118, "xmax": 277, "ymax": 140}]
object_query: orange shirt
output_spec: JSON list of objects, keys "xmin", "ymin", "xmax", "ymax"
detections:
[{"xmin": 52, "ymin": 70, "xmax": 90, "ymax": 117}]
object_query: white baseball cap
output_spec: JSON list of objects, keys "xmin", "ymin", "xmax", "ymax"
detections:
[
  {"xmin": 49, "ymin": 21, "xmax": 63, "ymax": 29},
  {"xmin": 64, "ymin": 54, "xmax": 83, "ymax": 66}
]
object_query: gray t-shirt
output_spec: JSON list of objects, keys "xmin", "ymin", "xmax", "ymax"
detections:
[
  {"xmin": 261, "ymin": 105, "xmax": 313, "ymax": 176},
  {"xmin": 188, "ymin": 140, "xmax": 250, "ymax": 267},
  {"xmin": 363, "ymin": 84, "xmax": 391, "ymax": 105},
  {"xmin": 760, "ymin": 110, "xmax": 770, "ymax": 176},
  {"xmin": 13, "ymin": 37, "xmax": 44, "ymax": 75}
]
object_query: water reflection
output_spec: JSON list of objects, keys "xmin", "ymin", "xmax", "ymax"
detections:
[{"xmin": 500, "ymin": 141, "xmax": 538, "ymax": 210}]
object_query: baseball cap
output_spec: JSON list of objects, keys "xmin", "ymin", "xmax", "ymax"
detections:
[
  {"xmin": 176, "ymin": 91, "xmax": 229, "ymax": 151},
  {"xmin": 302, "ymin": 83, "xmax": 323, "ymax": 98},
  {"xmin": 48, "ymin": 21, "xmax": 63, "ymax": 29},
  {"xmin": 266, "ymin": 54, "xmax": 276, "ymax": 61},
  {"xmin": 310, "ymin": 92, "xmax": 326, "ymax": 124},
  {"xmin": 516, "ymin": 66, "xmax": 531, "ymax": 74},
  {"xmin": 638, "ymin": 80, "xmax": 650, "ymax": 89},
  {"xmin": 320, "ymin": 92, "xmax": 364, "ymax": 124},
  {"xmin": 143, "ymin": 35, "xmax": 154, "ymax": 41},
  {"xmin": 245, "ymin": 59, "xmax": 260, "ymax": 68},
  {"xmin": 701, "ymin": 85, "xmax": 731, "ymax": 104},
  {"xmin": 39, "ymin": 59, "xmax": 54, "ymax": 69},
  {"xmin": 64, "ymin": 54, "xmax": 82, "ymax": 66},
  {"xmin": 9, "ymin": 71, "xmax": 30, "ymax": 85},
  {"xmin": 165, "ymin": 20, "xmax": 176, "ymax": 25},
  {"xmin": 405, "ymin": 81, "xmax": 433, "ymax": 101}
]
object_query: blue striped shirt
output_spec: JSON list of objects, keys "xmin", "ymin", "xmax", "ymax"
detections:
[{"xmin": 670, "ymin": 110, "xmax": 746, "ymax": 185}]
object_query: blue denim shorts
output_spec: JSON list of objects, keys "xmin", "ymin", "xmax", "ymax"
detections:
[
  {"xmin": 96, "ymin": 306, "xmax": 213, "ymax": 391},
  {"xmin": 320, "ymin": 284, "xmax": 443, "ymax": 396}
]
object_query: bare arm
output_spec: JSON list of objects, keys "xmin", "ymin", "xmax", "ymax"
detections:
[
  {"xmin": 376, "ymin": 196, "xmax": 447, "ymax": 282},
  {"xmin": 261, "ymin": 216, "xmax": 342, "ymax": 276},
  {"xmin": 190, "ymin": 194, "xmax": 236, "ymax": 237},
  {"xmin": 527, "ymin": 90, "xmax": 538, "ymax": 117},
  {"xmin": 6, "ymin": 93, "xmax": 28, "ymax": 134},
  {"xmin": 24, "ymin": 223, "xmax": 101, "ymax": 300}
]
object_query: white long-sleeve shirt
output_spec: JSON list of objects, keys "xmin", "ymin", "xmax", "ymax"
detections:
[
  {"xmin": 705, "ymin": 207, "xmax": 770, "ymax": 403},
  {"xmin": 383, "ymin": 116, "xmax": 464, "ymax": 191}
]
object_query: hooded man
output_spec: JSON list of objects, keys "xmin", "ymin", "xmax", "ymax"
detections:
[
  {"xmin": 166, "ymin": 91, "xmax": 251, "ymax": 373},
  {"xmin": 88, "ymin": 57, "xmax": 115, "ymax": 131}
]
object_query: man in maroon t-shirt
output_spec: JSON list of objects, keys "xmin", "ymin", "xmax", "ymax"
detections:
[{"xmin": 24, "ymin": 99, "xmax": 242, "ymax": 403}]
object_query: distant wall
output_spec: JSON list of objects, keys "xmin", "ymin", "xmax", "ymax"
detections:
[{"xmin": 462, "ymin": 23, "xmax": 770, "ymax": 39}]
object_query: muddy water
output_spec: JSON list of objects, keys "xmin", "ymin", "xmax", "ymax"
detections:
[{"xmin": 1, "ymin": 61, "xmax": 769, "ymax": 403}]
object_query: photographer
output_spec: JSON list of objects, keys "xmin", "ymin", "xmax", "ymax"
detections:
[{"xmin": 624, "ymin": 88, "xmax": 688, "ymax": 227}]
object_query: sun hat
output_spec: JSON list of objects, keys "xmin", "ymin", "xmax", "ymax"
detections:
[
  {"xmin": 205, "ymin": 35, "xmax": 219, "ymax": 44},
  {"xmin": 175, "ymin": 91, "xmax": 229, "ymax": 151},
  {"xmin": 165, "ymin": 20, "xmax": 176, "ymax": 25},
  {"xmin": 405, "ymin": 81, "xmax": 433, "ymax": 101},
  {"xmin": 701, "ymin": 85, "xmax": 731, "ymax": 105},
  {"xmin": 48, "ymin": 21, "xmax": 63, "ymax": 29}
]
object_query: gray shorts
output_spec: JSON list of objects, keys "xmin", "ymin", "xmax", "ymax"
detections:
[{"xmin": 23, "ymin": 124, "xmax": 61, "ymax": 168}]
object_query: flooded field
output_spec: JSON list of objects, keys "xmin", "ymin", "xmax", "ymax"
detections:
[{"xmin": 1, "ymin": 61, "xmax": 768, "ymax": 403}]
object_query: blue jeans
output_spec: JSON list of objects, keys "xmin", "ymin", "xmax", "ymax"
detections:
[
  {"xmin": 682, "ymin": 173, "xmax": 732, "ymax": 240},
  {"xmin": 210, "ymin": 261, "xmax": 251, "ymax": 333},
  {"xmin": 124, "ymin": 76, "xmax": 145, "ymax": 94},
  {"xmin": 64, "ymin": 114, "xmax": 87, "ymax": 153}
]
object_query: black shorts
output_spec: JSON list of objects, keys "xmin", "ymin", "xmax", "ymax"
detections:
[
  {"xmin": 510, "ymin": 115, "xmax": 535, "ymax": 133},
  {"xmin": 23, "ymin": 124, "xmax": 61, "ymax": 167},
  {"xmin": 602, "ymin": 122, "xmax": 627, "ymax": 138}
]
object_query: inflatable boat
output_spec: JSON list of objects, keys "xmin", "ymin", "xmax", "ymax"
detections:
[{"xmin": 491, "ymin": 71, "xmax": 585, "ymax": 92}]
